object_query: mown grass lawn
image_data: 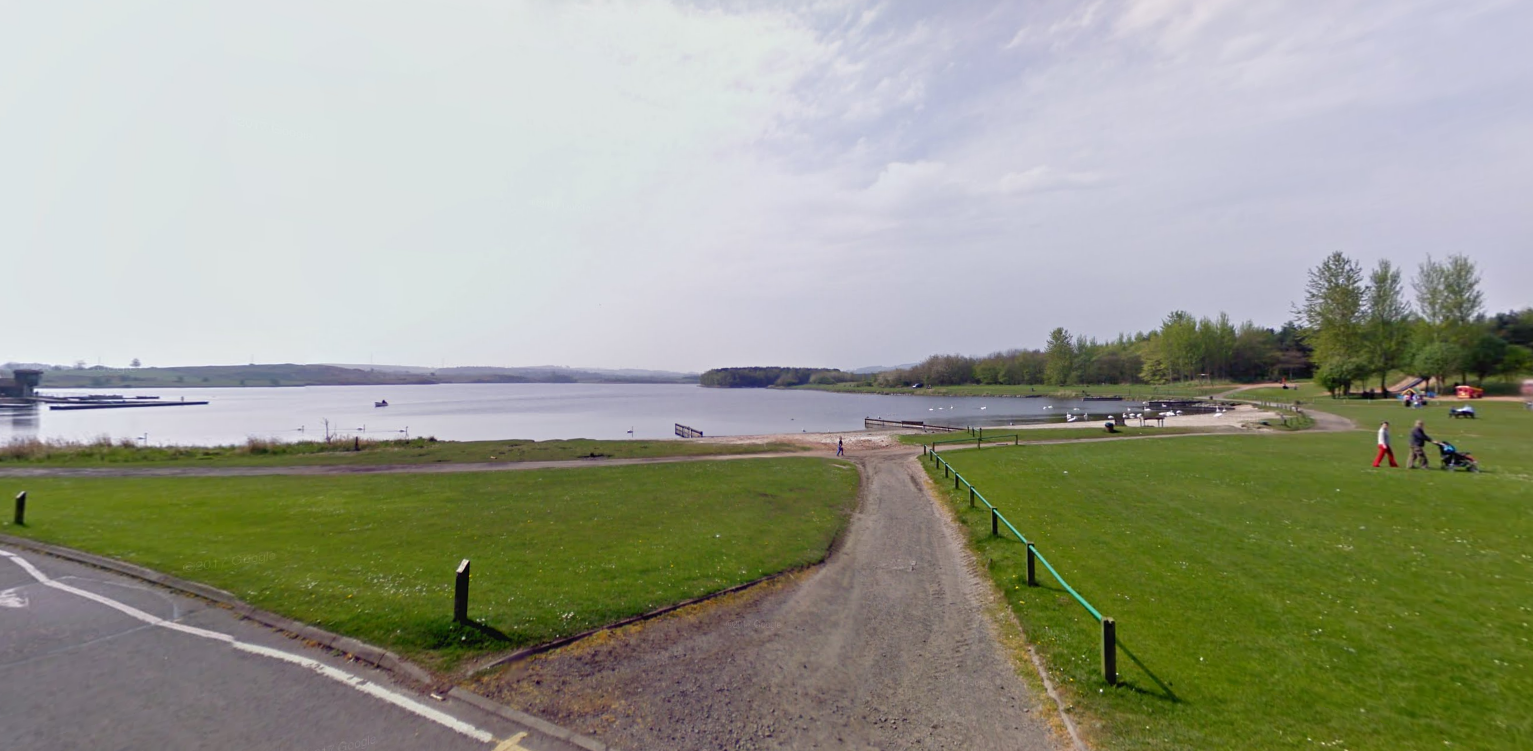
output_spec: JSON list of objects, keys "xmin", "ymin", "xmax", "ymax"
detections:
[
  {"xmin": 800, "ymin": 382, "xmax": 1232, "ymax": 399},
  {"xmin": 2, "ymin": 458, "xmax": 858, "ymax": 670},
  {"xmin": 926, "ymin": 400, "xmax": 1533, "ymax": 750},
  {"xmin": 0, "ymin": 436, "xmax": 803, "ymax": 468}
]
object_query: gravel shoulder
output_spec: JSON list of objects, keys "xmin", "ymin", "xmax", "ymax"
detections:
[{"xmin": 466, "ymin": 449, "xmax": 1063, "ymax": 751}]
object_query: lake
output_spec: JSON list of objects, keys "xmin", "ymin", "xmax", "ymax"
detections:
[{"xmin": 0, "ymin": 384, "xmax": 1145, "ymax": 446}]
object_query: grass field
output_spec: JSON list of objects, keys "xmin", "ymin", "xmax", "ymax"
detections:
[
  {"xmin": 896, "ymin": 426, "xmax": 1204, "ymax": 446},
  {"xmin": 0, "ymin": 436, "xmax": 802, "ymax": 467},
  {"xmin": 926, "ymin": 399, "xmax": 1533, "ymax": 750},
  {"xmin": 798, "ymin": 382, "xmax": 1233, "ymax": 399},
  {"xmin": 2, "ymin": 457, "xmax": 858, "ymax": 670}
]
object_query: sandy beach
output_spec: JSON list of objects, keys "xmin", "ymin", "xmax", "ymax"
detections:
[{"xmin": 701, "ymin": 403, "xmax": 1287, "ymax": 450}]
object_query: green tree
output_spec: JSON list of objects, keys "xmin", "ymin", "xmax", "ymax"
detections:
[
  {"xmin": 1296, "ymin": 252, "xmax": 1365, "ymax": 367},
  {"xmin": 1496, "ymin": 345, "xmax": 1533, "ymax": 382},
  {"xmin": 1411, "ymin": 341, "xmax": 1463, "ymax": 392},
  {"xmin": 1414, "ymin": 254, "xmax": 1484, "ymax": 347},
  {"xmin": 1361, "ymin": 259, "xmax": 1413, "ymax": 391},
  {"xmin": 1157, "ymin": 311, "xmax": 1200, "ymax": 382},
  {"xmin": 1315, "ymin": 357, "xmax": 1369, "ymax": 396},
  {"xmin": 1464, "ymin": 332, "xmax": 1508, "ymax": 384},
  {"xmin": 1044, "ymin": 328, "xmax": 1075, "ymax": 386}
]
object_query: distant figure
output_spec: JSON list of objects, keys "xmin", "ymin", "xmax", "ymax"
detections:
[
  {"xmin": 1408, "ymin": 419, "xmax": 1433, "ymax": 469},
  {"xmin": 836, "ymin": 437, "xmax": 844, "ymax": 456},
  {"xmin": 1103, "ymin": 421, "xmax": 1118, "ymax": 434},
  {"xmin": 1373, "ymin": 421, "xmax": 1398, "ymax": 468}
]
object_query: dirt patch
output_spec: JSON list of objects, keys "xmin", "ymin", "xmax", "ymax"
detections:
[{"xmin": 465, "ymin": 451, "xmax": 1063, "ymax": 751}]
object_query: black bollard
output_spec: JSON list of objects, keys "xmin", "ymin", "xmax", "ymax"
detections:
[
  {"xmin": 1026, "ymin": 543, "xmax": 1037, "ymax": 586},
  {"xmin": 454, "ymin": 559, "xmax": 471, "ymax": 623},
  {"xmin": 991, "ymin": 508, "xmax": 999, "ymax": 537},
  {"xmin": 1102, "ymin": 617, "xmax": 1118, "ymax": 685},
  {"xmin": 13, "ymin": 491, "xmax": 25, "ymax": 526}
]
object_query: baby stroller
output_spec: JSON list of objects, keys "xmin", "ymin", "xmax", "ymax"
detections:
[{"xmin": 1437, "ymin": 442, "xmax": 1480, "ymax": 473}]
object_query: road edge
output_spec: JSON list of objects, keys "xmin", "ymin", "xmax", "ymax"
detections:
[{"xmin": 0, "ymin": 533, "xmax": 611, "ymax": 751}]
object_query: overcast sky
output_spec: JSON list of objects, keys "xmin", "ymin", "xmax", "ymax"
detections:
[{"xmin": 3, "ymin": 1, "xmax": 1529, "ymax": 372}]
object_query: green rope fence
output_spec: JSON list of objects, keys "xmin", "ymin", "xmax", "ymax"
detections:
[{"xmin": 925, "ymin": 442, "xmax": 1117, "ymax": 684}]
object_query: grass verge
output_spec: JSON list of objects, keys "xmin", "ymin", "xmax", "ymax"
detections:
[
  {"xmin": 2, "ymin": 457, "xmax": 858, "ymax": 671},
  {"xmin": 924, "ymin": 403, "xmax": 1533, "ymax": 750}
]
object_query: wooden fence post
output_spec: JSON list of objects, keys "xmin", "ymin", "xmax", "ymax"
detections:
[
  {"xmin": 1026, "ymin": 543, "xmax": 1037, "ymax": 586},
  {"xmin": 991, "ymin": 508, "xmax": 999, "ymax": 537}
]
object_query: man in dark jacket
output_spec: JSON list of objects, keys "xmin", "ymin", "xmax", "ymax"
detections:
[{"xmin": 1409, "ymin": 419, "xmax": 1436, "ymax": 469}]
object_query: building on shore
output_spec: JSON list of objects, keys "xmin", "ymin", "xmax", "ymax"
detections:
[{"xmin": 0, "ymin": 369, "xmax": 43, "ymax": 399}]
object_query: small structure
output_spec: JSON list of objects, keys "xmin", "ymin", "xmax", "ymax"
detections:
[
  {"xmin": 0, "ymin": 369, "xmax": 42, "ymax": 399},
  {"xmin": 1454, "ymin": 385, "xmax": 1484, "ymax": 399}
]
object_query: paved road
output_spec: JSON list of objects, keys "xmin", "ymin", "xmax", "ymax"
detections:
[
  {"xmin": 473, "ymin": 450, "xmax": 1064, "ymax": 751},
  {"xmin": 0, "ymin": 546, "xmax": 578, "ymax": 751}
]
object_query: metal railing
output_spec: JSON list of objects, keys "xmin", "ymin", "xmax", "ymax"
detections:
[
  {"xmin": 675, "ymin": 423, "xmax": 704, "ymax": 438},
  {"xmin": 923, "ymin": 443, "xmax": 1118, "ymax": 685}
]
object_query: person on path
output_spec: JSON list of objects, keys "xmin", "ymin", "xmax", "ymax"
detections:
[
  {"xmin": 836, "ymin": 437, "xmax": 844, "ymax": 456},
  {"xmin": 1373, "ymin": 421, "xmax": 1398, "ymax": 468}
]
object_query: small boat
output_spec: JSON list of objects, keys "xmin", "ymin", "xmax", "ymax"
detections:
[{"xmin": 375, "ymin": 400, "xmax": 389, "ymax": 408}]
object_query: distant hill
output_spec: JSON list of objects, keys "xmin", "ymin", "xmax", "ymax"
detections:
[
  {"xmin": 850, "ymin": 363, "xmax": 919, "ymax": 375},
  {"xmin": 6, "ymin": 362, "xmax": 698, "ymax": 389},
  {"xmin": 327, "ymin": 364, "xmax": 699, "ymax": 384}
]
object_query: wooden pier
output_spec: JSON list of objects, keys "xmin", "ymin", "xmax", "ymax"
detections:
[{"xmin": 863, "ymin": 417, "xmax": 963, "ymax": 433}]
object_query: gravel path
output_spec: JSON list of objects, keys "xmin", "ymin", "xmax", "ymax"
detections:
[{"xmin": 468, "ymin": 449, "xmax": 1062, "ymax": 751}]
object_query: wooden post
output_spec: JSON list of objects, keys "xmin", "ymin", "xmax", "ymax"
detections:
[
  {"xmin": 454, "ymin": 559, "xmax": 471, "ymax": 623},
  {"xmin": 991, "ymin": 508, "xmax": 999, "ymax": 537},
  {"xmin": 1026, "ymin": 543, "xmax": 1037, "ymax": 586},
  {"xmin": 944, "ymin": 463, "xmax": 949, "ymax": 477},
  {"xmin": 13, "ymin": 491, "xmax": 25, "ymax": 526},
  {"xmin": 954, "ymin": 473, "xmax": 960, "ymax": 490},
  {"xmin": 1102, "ymin": 617, "xmax": 1117, "ymax": 685},
  {"xmin": 968, "ymin": 486, "xmax": 975, "ymax": 507}
]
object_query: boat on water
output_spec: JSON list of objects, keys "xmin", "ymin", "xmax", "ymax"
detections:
[{"xmin": 375, "ymin": 400, "xmax": 389, "ymax": 407}]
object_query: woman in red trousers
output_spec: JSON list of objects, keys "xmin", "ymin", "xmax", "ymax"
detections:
[{"xmin": 1373, "ymin": 420, "xmax": 1398, "ymax": 468}]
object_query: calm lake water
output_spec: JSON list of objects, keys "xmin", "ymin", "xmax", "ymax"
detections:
[{"xmin": 0, "ymin": 384, "xmax": 1145, "ymax": 446}]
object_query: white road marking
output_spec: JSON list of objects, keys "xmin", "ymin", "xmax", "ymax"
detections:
[
  {"xmin": 0, "ymin": 586, "xmax": 28, "ymax": 608},
  {"xmin": 0, "ymin": 549, "xmax": 499, "ymax": 745},
  {"xmin": 493, "ymin": 732, "xmax": 530, "ymax": 750}
]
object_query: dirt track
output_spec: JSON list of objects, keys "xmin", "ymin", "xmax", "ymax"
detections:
[{"xmin": 468, "ymin": 449, "xmax": 1062, "ymax": 751}]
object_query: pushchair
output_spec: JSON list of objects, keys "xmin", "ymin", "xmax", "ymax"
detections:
[{"xmin": 1437, "ymin": 442, "xmax": 1480, "ymax": 473}]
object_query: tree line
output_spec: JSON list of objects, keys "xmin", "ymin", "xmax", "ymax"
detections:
[
  {"xmin": 864, "ymin": 252, "xmax": 1528, "ymax": 392},
  {"xmin": 1297, "ymin": 253, "xmax": 1530, "ymax": 395},
  {"xmin": 700, "ymin": 367, "xmax": 860, "ymax": 388}
]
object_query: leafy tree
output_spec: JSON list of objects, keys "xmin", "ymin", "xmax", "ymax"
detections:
[
  {"xmin": 1464, "ymin": 332, "xmax": 1508, "ymax": 384},
  {"xmin": 1230, "ymin": 321, "xmax": 1280, "ymax": 381},
  {"xmin": 1414, "ymin": 254, "xmax": 1484, "ymax": 349},
  {"xmin": 1361, "ymin": 259, "xmax": 1413, "ymax": 391},
  {"xmin": 1044, "ymin": 328, "xmax": 1075, "ymax": 386},
  {"xmin": 1411, "ymin": 342, "xmax": 1463, "ymax": 392},
  {"xmin": 1489, "ymin": 308, "xmax": 1533, "ymax": 348},
  {"xmin": 1315, "ymin": 357, "xmax": 1369, "ymax": 396},
  {"xmin": 1496, "ymin": 345, "xmax": 1533, "ymax": 382},
  {"xmin": 1296, "ymin": 252, "xmax": 1365, "ymax": 367},
  {"xmin": 1157, "ymin": 311, "xmax": 1200, "ymax": 381}
]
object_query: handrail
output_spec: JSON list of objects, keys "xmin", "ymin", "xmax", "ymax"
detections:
[{"xmin": 924, "ymin": 443, "xmax": 1117, "ymax": 683}]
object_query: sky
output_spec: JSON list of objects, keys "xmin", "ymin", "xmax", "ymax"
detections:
[{"xmin": 3, "ymin": 0, "xmax": 1530, "ymax": 373}]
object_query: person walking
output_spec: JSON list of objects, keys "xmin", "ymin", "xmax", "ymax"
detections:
[
  {"xmin": 1373, "ymin": 420, "xmax": 1398, "ymax": 468},
  {"xmin": 836, "ymin": 437, "xmax": 844, "ymax": 457},
  {"xmin": 1408, "ymin": 419, "xmax": 1434, "ymax": 469}
]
